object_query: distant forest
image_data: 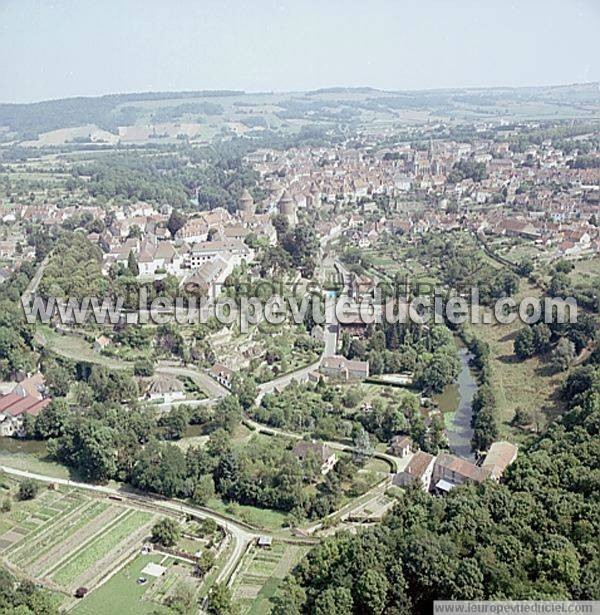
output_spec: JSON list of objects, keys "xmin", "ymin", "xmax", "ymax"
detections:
[
  {"xmin": 1, "ymin": 82, "xmax": 598, "ymax": 141},
  {"xmin": 0, "ymin": 90, "xmax": 242, "ymax": 138}
]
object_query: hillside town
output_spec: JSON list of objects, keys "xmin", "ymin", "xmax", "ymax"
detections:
[
  {"xmin": 0, "ymin": 4, "xmax": 599, "ymax": 608},
  {"xmin": 1, "ymin": 127, "xmax": 597, "ymax": 295}
]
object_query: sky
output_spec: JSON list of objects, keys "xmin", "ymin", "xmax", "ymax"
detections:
[{"xmin": 1, "ymin": 0, "xmax": 599, "ymax": 104}]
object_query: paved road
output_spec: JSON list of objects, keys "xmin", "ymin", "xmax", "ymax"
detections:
[
  {"xmin": 20, "ymin": 253, "xmax": 50, "ymax": 307},
  {"xmin": 334, "ymin": 259, "xmax": 353, "ymax": 293},
  {"xmin": 323, "ymin": 322, "xmax": 338, "ymax": 357},
  {"xmin": 242, "ymin": 415, "xmax": 403, "ymax": 472},
  {"xmin": 18, "ymin": 250, "xmax": 407, "ymax": 593},
  {"xmin": 255, "ymin": 359, "xmax": 322, "ymax": 404},
  {"xmin": 254, "ymin": 291, "xmax": 338, "ymax": 404},
  {"xmin": 156, "ymin": 364, "xmax": 229, "ymax": 399},
  {"xmin": 0, "ymin": 465, "xmax": 256, "ymax": 586}
]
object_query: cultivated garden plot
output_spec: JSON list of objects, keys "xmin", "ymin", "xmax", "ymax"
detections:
[
  {"xmin": 72, "ymin": 553, "xmax": 175, "ymax": 615},
  {"xmin": 144, "ymin": 557, "xmax": 200, "ymax": 608},
  {"xmin": 231, "ymin": 542, "xmax": 309, "ymax": 614},
  {"xmin": 0, "ymin": 483, "xmax": 157, "ymax": 596},
  {"xmin": 49, "ymin": 509, "xmax": 155, "ymax": 591},
  {"xmin": 13, "ymin": 501, "xmax": 115, "ymax": 577},
  {"xmin": 0, "ymin": 487, "xmax": 89, "ymax": 556}
]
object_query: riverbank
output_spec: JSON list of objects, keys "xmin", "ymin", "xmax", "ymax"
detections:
[
  {"xmin": 433, "ymin": 343, "xmax": 477, "ymax": 459},
  {"xmin": 0, "ymin": 438, "xmax": 73, "ymax": 479}
]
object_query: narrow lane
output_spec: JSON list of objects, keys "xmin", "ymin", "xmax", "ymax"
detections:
[{"xmin": 0, "ymin": 465, "xmax": 257, "ymax": 586}]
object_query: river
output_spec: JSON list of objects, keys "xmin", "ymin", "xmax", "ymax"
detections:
[
  {"xmin": 434, "ymin": 344, "xmax": 477, "ymax": 459},
  {"xmin": 0, "ymin": 438, "xmax": 48, "ymax": 455}
]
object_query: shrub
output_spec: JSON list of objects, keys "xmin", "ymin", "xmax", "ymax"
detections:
[{"xmin": 17, "ymin": 480, "xmax": 39, "ymax": 501}]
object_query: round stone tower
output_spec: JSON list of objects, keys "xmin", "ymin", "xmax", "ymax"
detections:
[
  {"xmin": 239, "ymin": 188, "xmax": 255, "ymax": 217},
  {"xmin": 278, "ymin": 189, "xmax": 296, "ymax": 226}
]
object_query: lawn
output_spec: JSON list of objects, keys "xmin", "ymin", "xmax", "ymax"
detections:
[
  {"xmin": 569, "ymin": 255, "xmax": 600, "ymax": 285},
  {"xmin": 361, "ymin": 457, "xmax": 391, "ymax": 474},
  {"xmin": 72, "ymin": 553, "xmax": 173, "ymax": 615},
  {"xmin": 467, "ymin": 281, "xmax": 565, "ymax": 438},
  {"xmin": 0, "ymin": 444, "xmax": 73, "ymax": 480},
  {"xmin": 177, "ymin": 536, "xmax": 204, "ymax": 556},
  {"xmin": 501, "ymin": 243, "xmax": 545, "ymax": 264},
  {"xmin": 37, "ymin": 325, "xmax": 130, "ymax": 369},
  {"xmin": 177, "ymin": 422, "xmax": 253, "ymax": 452},
  {"xmin": 206, "ymin": 497, "xmax": 288, "ymax": 530}
]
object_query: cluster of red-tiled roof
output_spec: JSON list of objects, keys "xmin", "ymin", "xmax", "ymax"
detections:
[{"xmin": 0, "ymin": 393, "xmax": 50, "ymax": 417}]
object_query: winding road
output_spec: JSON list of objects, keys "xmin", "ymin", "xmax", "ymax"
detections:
[
  {"xmin": 0, "ymin": 465, "xmax": 257, "ymax": 586},
  {"xmin": 14, "ymin": 247, "xmax": 406, "ymax": 593},
  {"xmin": 20, "ymin": 253, "xmax": 50, "ymax": 307},
  {"xmin": 242, "ymin": 415, "xmax": 405, "ymax": 473},
  {"xmin": 156, "ymin": 363, "xmax": 229, "ymax": 399}
]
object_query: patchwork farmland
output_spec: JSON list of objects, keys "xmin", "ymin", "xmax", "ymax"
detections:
[
  {"xmin": 231, "ymin": 541, "xmax": 309, "ymax": 614},
  {"xmin": 0, "ymin": 480, "xmax": 156, "ymax": 601},
  {"xmin": 0, "ymin": 477, "xmax": 232, "ymax": 613}
]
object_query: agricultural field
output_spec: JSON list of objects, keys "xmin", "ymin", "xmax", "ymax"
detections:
[
  {"xmin": 0, "ymin": 479, "xmax": 157, "ymax": 598},
  {"xmin": 72, "ymin": 553, "xmax": 179, "ymax": 615},
  {"xmin": 50, "ymin": 509, "xmax": 154, "ymax": 589},
  {"xmin": 231, "ymin": 542, "xmax": 309, "ymax": 614}
]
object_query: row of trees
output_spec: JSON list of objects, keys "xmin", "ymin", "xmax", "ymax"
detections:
[
  {"xmin": 460, "ymin": 329, "xmax": 499, "ymax": 452},
  {"xmin": 0, "ymin": 253, "xmax": 40, "ymax": 379},
  {"xmin": 29, "ymin": 369, "xmax": 355, "ymax": 521}
]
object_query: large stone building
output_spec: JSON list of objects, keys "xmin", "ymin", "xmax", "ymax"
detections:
[
  {"xmin": 432, "ymin": 453, "xmax": 493, "ymax": 492},
  {"xmin": 393, "ymin": 451, "xmax": 436, "ymax": 491},
  {"xmin": 480, "ymin": 441, "xmax": 518, "ymax": 480},
  {"xmin": 278, "ymin": 190, "xmax": 297, "ymax": 226},
  {"xmin": 239, "ymin": 188, "xmax": 255, "ymax": 218},
  {"xmin": 292, "ymin": 441, "xmax": 337, "ymax": 475},
  {"xmin": 320, "ymin": 355, "xmax": 369, "ymax": 381}
]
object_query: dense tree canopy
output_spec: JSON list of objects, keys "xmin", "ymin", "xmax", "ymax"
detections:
[{"xmin": 276, "ymin": 364, "xmax": 600, "ymax": 612}]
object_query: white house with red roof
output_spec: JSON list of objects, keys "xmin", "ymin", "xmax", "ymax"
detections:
[{"xmin": 0, "ymin": 374, "xmax": 51, "ymax": 437}]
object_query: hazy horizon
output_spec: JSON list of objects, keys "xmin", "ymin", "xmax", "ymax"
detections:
[
  {"xmin": 3, "ymin": 80, "xmax": 600, "ymax": 107},
  {"xmin": 1, "ymin": 0, "xmax": 599, "ymax": 105}
]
